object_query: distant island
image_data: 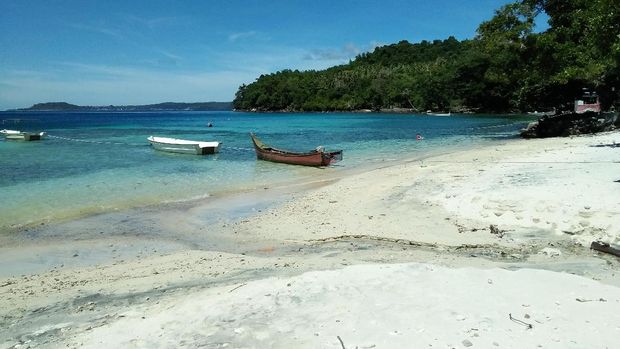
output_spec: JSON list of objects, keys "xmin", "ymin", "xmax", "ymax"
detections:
[{"xmin": 10, "ymin": 101, "xmax": 233, "ymax": 112}]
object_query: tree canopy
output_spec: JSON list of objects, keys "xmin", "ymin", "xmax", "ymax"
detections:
[{"xmin": 234, "ymin": 0, "xmax": 620, "ymax": 113}]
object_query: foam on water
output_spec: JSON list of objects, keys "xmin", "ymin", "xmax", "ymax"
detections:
[{"xmin": 0, "ymin": 111, "xmax": 531, "ymax": 232}]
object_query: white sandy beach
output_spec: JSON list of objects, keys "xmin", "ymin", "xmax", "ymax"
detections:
[{"xmin": 1, "ymin": 132, "xmax": 620, "ymax": 348}]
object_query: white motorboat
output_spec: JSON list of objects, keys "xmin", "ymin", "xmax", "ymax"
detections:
[
  {"xmin": 426, "ymin": 111, "xmax": 451, "ymax": 116},
  {"xmin": 1, "ymin": 129, "xmax": 46, "ymax": 141},
  {"xmin": 147, "ymin": 136, "xmax": 221, "ymax": 155}
]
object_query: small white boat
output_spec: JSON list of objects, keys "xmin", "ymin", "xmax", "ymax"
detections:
[
  {"xmin": 0, "ymin": 129, "xmax": 21, "ymax": 135},
  {"xmin": 147, "ymin": 136, "xmax": 221, "ymax": 155},
  {"xmin": 426, "ymin": 111, "xmax": 451, "ymax": 116},
  {"xmin": 1, "ymin": 129, "xmax": 46, "ymax": 141}
]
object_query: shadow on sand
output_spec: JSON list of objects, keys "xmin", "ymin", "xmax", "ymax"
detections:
[{"xmin": 591, "ymin": 143, "xmax": 620, "ymax": 148}]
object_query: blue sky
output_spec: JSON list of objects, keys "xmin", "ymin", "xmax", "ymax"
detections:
[{"xmin": 0, "ymin": 0, "xmax": 546, "ymax": 109}]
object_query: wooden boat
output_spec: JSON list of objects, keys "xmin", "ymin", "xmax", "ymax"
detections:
[
  {"xmin": 1, "ymin": 129, "xmax": 46, "ymax": 141},
  {"xmin": 250, "ymin": 133, "xmax": 342, "ymax": 167},
  {"xmin": 147, "ymin": 136, "xmax": 221, "ymax": 155}
]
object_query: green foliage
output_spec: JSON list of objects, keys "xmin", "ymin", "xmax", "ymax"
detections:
[{"xmin": 234, "ymin": 0, "xmax": 620, "ymax": 113}]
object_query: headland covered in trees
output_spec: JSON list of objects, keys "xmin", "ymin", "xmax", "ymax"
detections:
[{"xmin": 233, "ymin": 0, "xmax": 620, "ymax": 113}]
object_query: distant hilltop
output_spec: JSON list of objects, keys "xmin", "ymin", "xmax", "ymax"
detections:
[{"xmin": 11, "ymin": 101, "xmax": 233, "ymax": 112}]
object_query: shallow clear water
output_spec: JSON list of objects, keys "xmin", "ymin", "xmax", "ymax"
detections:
[{"xmin": 0, "ymin": 111, "xmax": 531, "ymax": 231}]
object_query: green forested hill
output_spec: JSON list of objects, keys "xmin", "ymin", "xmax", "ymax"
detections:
[{"xmin": 234, "ymin": 0, "xmax": 619, "ymax": 113}]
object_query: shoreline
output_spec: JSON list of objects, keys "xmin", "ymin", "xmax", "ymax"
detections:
[
  {"xmin": 2, "ymin": 131, "xmax": 620, "ymax": 348},
  {"xmin": 0, "ymin": 141, "xmax": 467, "ymax": 278},
  {"xmin": 234, "ymin": 108, "xmax": 533, "ymax": 116},
  {"xmin": 3, "ymin": 108, "xmax": 529, "ymax": 115},
  {"xmin": 0, "ymin": 132, "xmax": 485, "ymax": 236}
]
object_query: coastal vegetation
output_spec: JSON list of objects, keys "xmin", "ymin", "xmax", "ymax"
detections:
[{"xmin": 233, "ymin": 0, "xmax": 620, "ymax": 113}]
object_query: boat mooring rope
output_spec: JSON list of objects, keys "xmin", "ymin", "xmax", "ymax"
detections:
[
  {"xmin": 47, "ymin": 134, "xmax": 256, "ymax": 151},
  {"xmin": 225, "ymin": 146, "xmax": 254, "ymax": 152},
  {"xmin": 429, "ymin": 122, "xmax": 526, "ymax": 135},
  {"xmin": 470, "ymin": 122, "xmax": 525, "ymax": 130},
  {"xmin": 44, "ymin": 122, "xmax": 525, "ymax": 150},
  {"xmin": 46, "ymin": 134, "xmax": 148, "ymax": 146}
]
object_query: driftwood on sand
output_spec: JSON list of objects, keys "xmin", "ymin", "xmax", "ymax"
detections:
[{"xmin": 590, "ymin": 241, "xmax": 620, "ymax": 258}]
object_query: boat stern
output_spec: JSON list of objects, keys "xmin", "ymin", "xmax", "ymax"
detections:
[
  {"xmin": 322, "ymin": 150, "xmax": 343, "ymax": 165},
  {"xmin": 196, "ymin": 142, "xmax": 221, "ymax": 155}
]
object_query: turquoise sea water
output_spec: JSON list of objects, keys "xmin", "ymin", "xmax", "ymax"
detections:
[{"xmin": 0, "ymin": 111, "xmax": 531, "ymax": 232}]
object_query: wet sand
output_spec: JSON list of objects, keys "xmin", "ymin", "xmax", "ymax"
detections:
[{"xmin": 1, "ymin": 132, "xmax": 620, "ymax": 348}]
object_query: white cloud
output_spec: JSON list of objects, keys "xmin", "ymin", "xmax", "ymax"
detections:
[
  {"xmin": 302, "ymin": 41, "xmax": 381, "ymax": 62},
  {"xmin": 368, "ymin": 40, "xmax": 385, "ymax": 51},
  {"xmin": 68, "ymin": 23, "xmax": 126, "ymax": 40},
  {"xmin": 0, "ymin": 65, "xmax": 253, "ymax": 109},
  {"xmin": 228, "ymin": 31, "xmax": 257, "ymax": 42},
  {"xmin": 208, "ymin": 45, "xmax": 344, "ymax": 76},
  {"xmin": 155, "ymin": 49, "xmax": 183, "ymax": 66},
  {"xmin": 0, "ymin": 39, "xmax": 388, "ymax": 109},
  {"xmin": 122, "ymin": 14, "xmax": 186, "ymax": 29}
]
